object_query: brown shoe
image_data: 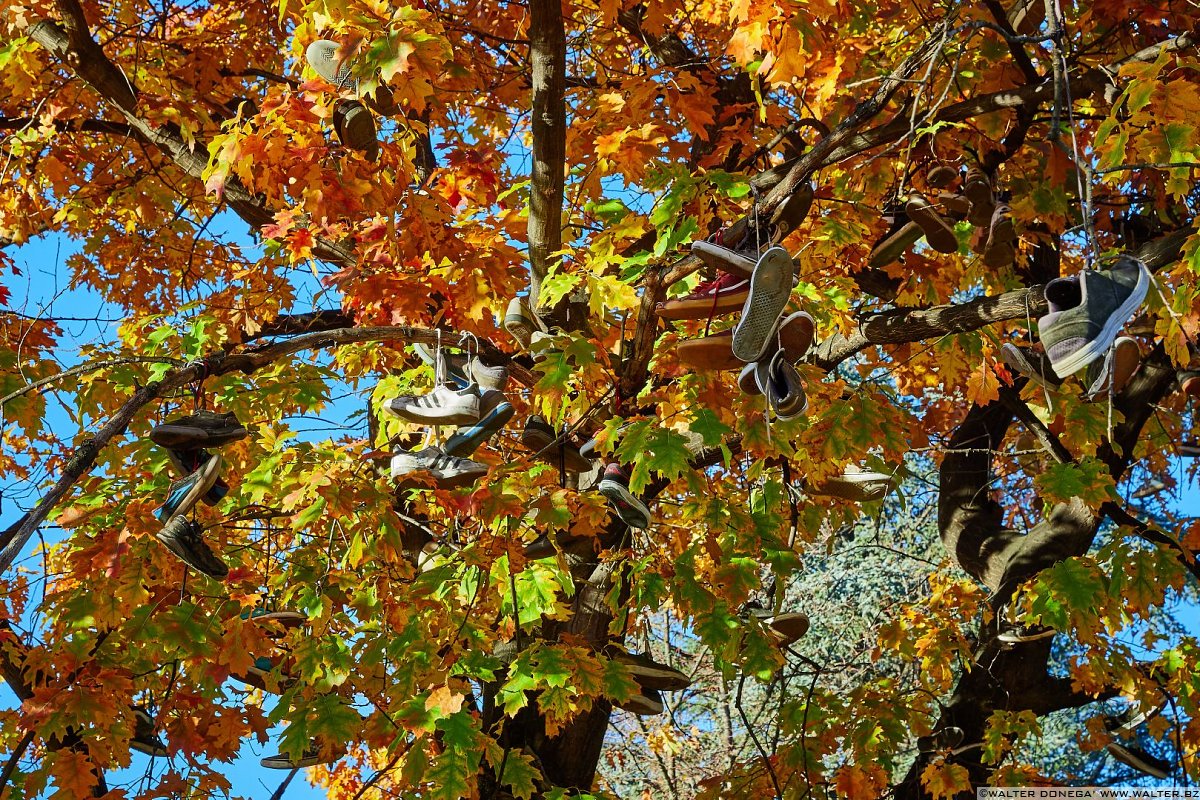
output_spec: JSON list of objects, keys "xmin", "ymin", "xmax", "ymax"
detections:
[
  {"xmin": 332, "ymin": 100, "xmax": 379, "ymax": 161},
  {"xmin": 658, "ymin": 272, "xmax": 749, "ymax": 320},
  {"xmin": 868, "ymin": 220, "xmax": 922, "ymax": 269},
  {"xmin": 1083, "ymin": 336, "xmax": 1140, "ymax": 400},
  {"xmin": 982, "ymin": 204, "xmax": 1016, "ymax": 267},
  {"xmin": 963, "ymin": 166, "xmax": 994, "ymax": 226},
  {"xmin": 1180, "ymin": 370, "xmax": 1200, "ymax": 399},
  {"xmin": 938, "ymin": 192, "xmax": 971, "ymax": 219},
  {"xmin": 905, "ymin": 193, "xmax": 958, "ymax": 253},
  {"xmin": 776, "ymin": 310, "xmax": 815, "ymax": 362},
  {"xmin": 677, "ymin": 330, "xmax": 740, "ymax": 371},
  {"xmin": 926, "ymin": 164, "xmax": 959, "ymax": 189}
]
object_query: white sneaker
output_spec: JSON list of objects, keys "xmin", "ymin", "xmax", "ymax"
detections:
[
  {"xmin": 384, "ymin": 384, "xmax": 481, "ymax": 425},
  {"xmin": 391, "ymin": 446, "xmax": 488, "ymax": 487}
]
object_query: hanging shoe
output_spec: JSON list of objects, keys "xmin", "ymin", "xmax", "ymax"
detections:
[
  {"xmin": 155, "ymin": 516, "xmax": 229, "ymax": 579},
  {"xmin": 732, "ymin": 246, "xmax": 795, "ymax": 362},
  {"xmin": 242, "ymin": 608, "xmax": 307, "ymax": 632},
  {"xmin": 411, "ymin": 342, "xmax": 471, "ymax": 390},
  {"xmin": 129, "ymin": 706, "xmax": 168, "ymax": 757},
  {"xmin": 996, "ymin": 624, "xmax": 1055, "ymax": 644},
  {"xmin": 1132, "ymin": 478, "xmax": 1168, "ymax": 500},
  {"xmin": 443, "ymin": 390, "xmax": 514, "ymax": 458},
  {"xmin": 391, "ymin": 446, "xmax": 488, "ymax": 488},
  {"xmin": 609, "ymin": 650, "xmax": 691, "ymax": 692},
  {"xmin": 756, "ymin": 349, "xmax": 807, "ymax": 421},
  {"xmin": 151, "ymin": 410, "xmax": 247, "ymax": 449},
  {"xmin": 905, "ymin": 192, "xmax": 958, "ymax": 254},
  {"xmin": 938, "ymin": 192, "xmax": 971, "ymax": 219},
  {"xmin": 154, "ymin": 455, "xmax": 223, "ymax": 522},
  {"xmin": 657, "ymin": 272, "xmax": 749, "ymax": 320},
  {"xmin": 597, "ymin": 463, "xmax": 651, "ymax": 529},
  {"xmin": 963, "ymin": 165, "xmax": 995, "ymax": 227},
  {"xmin": 468, "ymin": 357, "xmax": 509, "ymax": 391},
  {"xmin": 261, "ymin": 739, "xmax": 343, "ymax": 770},
  {"xmin": 332, "ymin": 99, "xmax": 379, "ymax": 161},
  {"xmin": 384, "ymin": 383, "xmax": 482, "ymax": 426},
  {"xmin": 745, "ymin": 607, "xmax": 810, "ymax": 646},
  {"xmin": 616, "ymin": 686, "xmax": 665, "ymax": 715},
  {"xmin": 691, "ymin": 235, "xmax": 758, "ymax": 280},
  {"xmin": 1082, "ymin": 336, "xmax": 1140, "ymax": 401},
  {"xmin": 738, "ymin": 362, "xmax": 761, "ymax": 395},
  {"xmin": 868, "ymin": 219, "xmax": 923, "ymax": 269},
  {"xmin": 767, "ymin": 181, "xmax": 815, "ymax": 237},
  {"xmin": 1105, "ymin": 701, "xmax": 1165, "ymax": 738},
  {"xmin": 981, "ymin": 203, "xmax": 1016, "ymax": 268},
  {"xmin": 926, "ymin": 164, "xmax": 959, "ymax": 189},
  {"xmin": 1037, "ymin": 255, "xmax": 1150, "ymax": 379},
  {"xmin": 917, "ymin": 726, "xmax": 966, "ymax": 753},
  {"xmin": 1000, "ymin": 342, "xmax": 1064, "ymax": 389},
  {"xmin": 811, "ymin": 464, "xmax": 896, "ymax": 502},
  {"xmin": 163, "ymin": 448, "xmax": 229, "ymax": 505},
  {"xmin": 1179, "ymin": 370, "xmax": 1200, "ymax": 399},
  {"xmin": 676, "ymin": 330, "xmax": 741, "ymax": 372},
  {"xmin": 521, "ymin": 415, "xmax": 592, "ymax": 473},
  {"xmin": 776, "ymin": 310, "xmax": 815, "ymax": 363},
  {"xmin": 1106, "ymin": 742, "xmax": 1171, "ymax": 779},
  {"xmin": 305, "ymin": 39, "xmax": 357, "ymax": 91},
  {"xmin": 503, "ymin": 297, "xmax": 546, "ymax": 350},
  {"xmin": 232, "ymin": 655, "xmax": 297, "ymax": 693}
]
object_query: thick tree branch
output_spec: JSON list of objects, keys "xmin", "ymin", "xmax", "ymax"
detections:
[{"xmin": 527, "ymin": 0, "xmax": 567, "ymax": 303}]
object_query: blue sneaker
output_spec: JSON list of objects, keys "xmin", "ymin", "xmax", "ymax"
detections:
[
  {"xmin": 163, "ymin": 448, "xmax": 228, "ymax": 505},
  {"xmin": 154, "ymin": 455, "xmax": 222, "ymax": 522},
  {"xmin": 443, "ymin": 391, "xmax": 514, "ymax": 457}
]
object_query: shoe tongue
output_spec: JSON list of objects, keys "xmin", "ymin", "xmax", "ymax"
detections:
[{"xmin": 1043, "ymin": 275, "xmax": 1082, "ymax": 312}]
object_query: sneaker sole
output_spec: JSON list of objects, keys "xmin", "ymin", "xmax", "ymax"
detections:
[
  {"xmin": 623, "ymin": 664, "xmax": 691, "ymax": 691},
  {"xmin": 996, "ymin": 627, "xmax": 1055, "ymax": 644},
  {"xmin": 443, "ymin": 401, "xmax": 515, "ymax": 457},
  {"xmin": 597, "ymin": 479, "xmax": 651, "ymax": 529},
  {"xmin": 777, "ymin": 311, "xmax": 815, "ymax": 362},
  {"xmin": 732, "ymin": 247, "xmax": 795, "ymax": 362},
  {"xmin": 1049, "ymin": 262, "xmax": 1149, "ymax": 378},
  {"xmin": 868, "ymin": 221, "xmax": 923, "ymax": 269},
  {"xmin": 658, "ymin": 288, "xmax": 750, "ymax": 320},
  {"xmin": 154, "ymin": 523, "xmax": 228, "ymax": 579},
  {"xmin": 129, "ymin": 738, "xmax": 168, "ymax": 758},
  {"xmin": 691, "ymin": 240, "xmax": 756, "ymax": 279},
  {"xmin": 1084, "ymin": 338, "xmax": 1140, "ymax": 400},
  {"xmin": 156, "ymin": 455, "xmax": 223, "ymax": 521},
  {"xmin": 1106, "ymin": 743, "xmax": 1171, "ymax": 779}
]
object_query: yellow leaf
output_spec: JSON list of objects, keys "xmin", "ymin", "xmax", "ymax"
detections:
[
  {"xmin": 425, "ymin": 684, "xmax": 465, "ymax": 718},
  {"xmin": 921, "ymin": 760, "xmax": 972, "ymax": 800},
  {"xmin": 965, "ymin": 360, "xmax": 1000, "ymax": 406}
]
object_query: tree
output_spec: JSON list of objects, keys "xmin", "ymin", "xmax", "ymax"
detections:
[{"xmin": 0, "ymin": 0, "xmax": 1198, "ymax": 796}]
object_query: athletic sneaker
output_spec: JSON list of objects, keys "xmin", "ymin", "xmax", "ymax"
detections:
[
  {"xmin": 905, "ymin": 192, "xmax": 958, "ymax": 253},
  {"xmin": 610, "ymin": 650, "xmax": 691, "ymax": 692},
  {"xmin": 443, "ymin": 390, "xmax": 514, "ymax": 457},
  {"xmin": 521, "ymin": 416, "xmax": 592, "ymax": 473},
  {"xmin": 738, "ymin": 363, "xmax": 760, "ymax": 395},
  {"xmin": 748, "ymin": 610, "xmax": 810, "ymax": 646},
  {"xmin": 332, "ymin": 99, "xmax": 378, "ymax": 160},
  {"xmin": 242, "ymin": 608, "xmax": 307, "ymax": 632},
  {"xmin": 1106, "ymin": 742, "xmax": 1171, "ymax": 779},
  {"xmin": 755, "ymin": 349, "xmax": 807, "ymax": 421},
  {"xmin": 1000, "ymin": 343, "xmax": 1064, "ymax": 389},
  {"xmin": 917, "ymin": 726, "xmax": 965, "ymax": 753},
  {"xmin": 385, "ymin": 383, "xmax": 481, "ymax": 425},
  {"xmin": 150, "ymin": 410, "xmax": 246, "ymax": 449},
  {"xmin": 261, "ymin": 740, "xmax": 342, "ymax": 770},
  {"xmin": 732, "ymin": 246, "xmax": 795, "ymax": 362},
  {"xmin": 468, "ymin": 358, "xmax": 509, "ymax": 391},
  {"xmin": 811, "ymin": 464, "xmax": 896, "ymax": 502},
  {"xmin": 130, "ymin": 706, "xmax": 168, "ymax": 758},
  {"xmin": 154, "ymin": 455, "xmax": 223, "ymax": 522},
  {"xmin": 1106, "ymin": 701, "xmax": 1164, "ymax": 737},
  {"xmin": 691, "ymin": 237, "xmax": 757, "ymax": 280},
  {"xmin": 996, "ymin": 624, "xmax": 1055, "ymax": 644},
  {"xmin": 163, "ymin": 448, "xmax": 229, "ymax": 505},
  {"xmin": 926, "ymin": 164, "xmax": 959, "ymax": 189},
  {"xmin": 616, "ymin": 686, "xmax": 664, "ymax": 716},
  {"xmin": 776, "ymin": 310, "xmax": 815, "ymax": 363},
  {"xmin": 232, "ymin": 655, "xmax": 296, "ymax": 693},
  {"xmin": 597, "ymin": 463, "xmax": 651, "ymax": 529},
  {"xmin": 963, "ymin": 165, "xmax": 994, "ymax": 226},
  {"xmin": 411, "ymin": 342, "xmax": 471, "ymax": 389},
  {"xmin": 1132, "ymin": 478, "xmax": 1167, "ymax": 500},
  {"xmin": 504, "ymin": 297, "xmax": 546, "ymax": 349},
  {"xmin": 155, "ymin": 516, "xmax": 229, "ymax": 579},
  {"xmin": 868, "ymin": 219, "xmax": 922, "ymax": 269},
  {"xmin": 391, "ymin": 446, "xmax": 488, "ymax": 487},
  {"xmin": 1038, "ymin": 256, "xmax": 1149, "ymax": 378},
  {"xmin": 658, "ymin": 273, "xmax": 749, "ymax": 320},
  {"xmin": 1082, "ymin": 336, "xmax": 1140, "ymax": 400}
]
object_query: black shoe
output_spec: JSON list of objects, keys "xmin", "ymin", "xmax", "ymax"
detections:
[
  {"xmin": 129, "ymin": 706, "xmax": 168, "ymax": 757},
  {"xmin": 155, "ymin": 517, "xmax": 229, "ymax": 579},
  {"xmin": 1107, "ymin": 742, "xmax": 1171, "ymax": 779},
  {"xmin": 616, "ymin": 686, "xmax": 664, "ymax": 716},
  {"xmin": 151, "ymin": 410, "xmax": 247, "ymax": 449}
]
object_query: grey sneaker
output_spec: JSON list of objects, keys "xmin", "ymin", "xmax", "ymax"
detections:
[
  {"xmin": 468, "ymin": 357, "xmax": 509, "ymax": 391},
  {"xmin": 616, "ymin": 686, "xmax": 664, "ymax": 716},
  {"xmin": 391, "ymin": 446, "xmax": 488, "ymax": 487},
  {"xmin": 691, "ymin": 236, "xmax": 757, "ymax": 279},
  {"xmin": 504, "ymin": 297, "xmax": 545, "ymax": 349},
  {"xmin": 384, "ymin": 383, "xmax": 481, "ymax": 425},
  {"xmin": 811, "ymin": 465, "xmax": 896, "ymax": 502},
  {"xmin": 738, "ymin": 362, "xmax": 760, "ymax": 395},
  {"xmin": 1106, "ymin": 742, "xmax": 1171, "ymax": 779},
  {"xmin": 130, "ymin": 706, "xmax": 168, "ymax": 757},
  {"xmin": 732, "ymin": 246, "xmax": 795, "ymax": 362},
  {"xmin": 305, "ymin": 39, "xmax": 356, "ymax": 90},
  {"xmin": 154, "ymin": 454, "xmax": 223, "ymax": 522},
  {"xmin": 1038, "ymin": 256, "xmax": 1149, "ymax": 378},
  {"xmin": 411, "ymin": 342, "xmax": 471, "ymax": 389},
  {"xmin": 155, "ymin": 516, "xmax": 229, "ymax": 579},
  {"xmin": 996, "ymin": 624, "xmax": 1055, "ymax": 644},
  {"xmin": 1001, "ymin": 343, "xmax": 1063, "ymax": 389},
  {"xmin": 610, "ymin": 650, "xmax": 691, "ymax": 692}
]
